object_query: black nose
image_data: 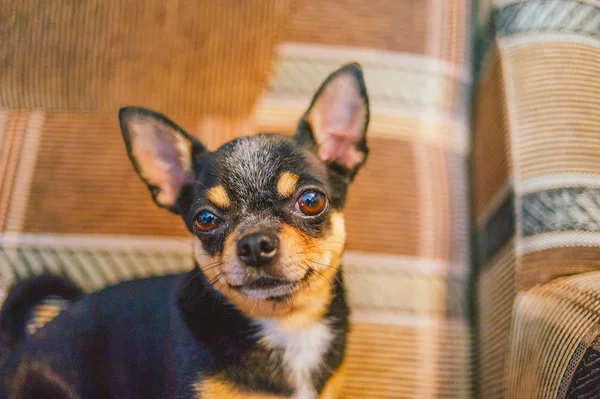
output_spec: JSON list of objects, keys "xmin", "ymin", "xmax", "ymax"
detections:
[{"xmin": 237, "ymin": 232, "xmax": 279, "ymax": 268}]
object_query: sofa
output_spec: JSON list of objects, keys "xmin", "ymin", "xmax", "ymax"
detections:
[{"xmin": 0, "ymin": 0, "xmax": 598, "ymax": 397}]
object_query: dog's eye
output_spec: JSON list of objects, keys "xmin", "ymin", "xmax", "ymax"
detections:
[
  {"xmin": 295, "ymin": 190, "xmax": 327, "ymax": 216},
  {"xmin": 195, "ymin": 211, "xmax": 221, "ymax": 232}
]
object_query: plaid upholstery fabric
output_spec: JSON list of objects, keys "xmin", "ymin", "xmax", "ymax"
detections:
[
  {"xmin": 0, "ymin": 0, "xmax": 293, "ymax": 117},
  {"xmin": 0, "ymin": 1, "xmax": 473, "ymax": 398},
  {"xmin": 473, "ymin": 0, "xmax": 600, "ymax": 397}
]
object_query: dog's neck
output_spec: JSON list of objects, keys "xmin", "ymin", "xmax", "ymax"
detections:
[
  {"xmin": 252, "ymin": 270, "xmax": 349, "ymax": 398},
  {"xmin": 176, "ymin": 264, "xmax": 349, "ymax": 397}
]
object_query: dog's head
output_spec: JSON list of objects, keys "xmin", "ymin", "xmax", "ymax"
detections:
[{"xmin": 119, "ymin": 64, "xmax": 369, "ymax": 325}]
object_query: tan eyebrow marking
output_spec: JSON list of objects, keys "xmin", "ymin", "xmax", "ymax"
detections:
[
  {"xmin": 206, "ymin": 185, "xmax": 231, "ymax": 208},
  {"xmin": 277, "ymin": 171, "xmax": 299, "ymax": 198}
]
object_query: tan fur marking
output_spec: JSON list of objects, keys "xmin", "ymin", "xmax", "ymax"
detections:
[
  {"xmin": 277, "ymin": 172, "xmax": 300, "ymax": 198},
  {"xmin": 206, "ymin": 185, "xmax": 231, "ymax": 208},
  {"xmin": 320, "ymin": 362, "xmax": 346, "ymax": 399},
  {"xmin": 194, "ymin": 213, "xmax": 346, "ymax": 330},
  {"xmin": 195, "ymin": 377, "xmax": 287, "ymax": 399}
]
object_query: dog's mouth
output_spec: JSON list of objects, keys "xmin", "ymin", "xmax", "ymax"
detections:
[{"xmin": 228, "ymin": 269, "xmax": 313, "ymax": 300}]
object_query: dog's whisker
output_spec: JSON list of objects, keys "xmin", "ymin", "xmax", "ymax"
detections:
[
  {"xmin": 200, "ymin": 262, "xmax": 224, "ymax": 272},
  {"xmin": 202, "ymin": 271, "xmax": 227, "ymax": 311},
  {"xmin": 230, "ymin": 290, "xmax": 244, "ymax": 303},
  {"xmin": 194, "ymin": 272, "xmax": 222, "ymax": 305},
  {"xmin": 271, "ymin": 300, "xmax": 278, "ymax": 318},
  {"xmin": 296, "ymin": 241, "xmax": 346, "ymax": 254},
  {"xmin": 303, "ymin": 262, "xmax": 334, "ymax": 288},
  {"xmin": 211, "ymin": 271, "xmax": 225, "ymax": 285},
  {"xmin": 195, "ymin": 180, "xmax": 210, "ymax": 190},
  {"xmin": 181, "ymin": 260, "xmax": 226, "ymax": 290},
  {"xmin": 199, "ymin": 259, "xmax": 223, "ymax": 267},
  {"xmin": 181, "ymin": 268, "xmax": 202, "ymax": 289},
  {"xmin": 249, "ymin": 298, "xmax": 259, "ymax": 318},
  {"xmin": 304, "ymin": 258, "xmax": 353, "ymax": 281},
  {"xmin": 305, "ymin": 264, "xmax": 347, "ymax": 287}
]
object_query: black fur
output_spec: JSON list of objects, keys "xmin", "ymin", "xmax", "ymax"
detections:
[
  {"xmin": 186, "ymin": 134, "xmax": 337, "ymax": 257},
  {"xmin": 0, "ymin": 270, "xmax": 348, "ymax": 398},
  {"xmin": 0, "ymin": 63, "xmax": 368, "ymax": 398},
  {"xmin": 0, "ymin": 275, "xmax": 84, "ymax": 348}
]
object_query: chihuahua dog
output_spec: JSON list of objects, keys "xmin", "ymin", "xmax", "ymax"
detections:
[{"xmin": 0, "ymin": 63, "xmax": 369, "ymax": 399}]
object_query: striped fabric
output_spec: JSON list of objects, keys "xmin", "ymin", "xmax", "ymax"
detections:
[
  {"xmin": 0, "ymin": 1, "xmax": 476, "ymax": 398},
  {"xmin": 473, "ymin": 0, "xmax": 600, "ymax": 397},
  {"xmin": 505, "ymin": 272, "xmax": 600, "ymax": 398},
  {"xmin": 0, "ymin": 0, "xmax": 293, "ymax": 117}
]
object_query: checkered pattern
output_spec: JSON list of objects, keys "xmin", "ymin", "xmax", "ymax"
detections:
[
  {"xmin": 0, "ymin": 1, "xmax": 474, "ymax": 397},
  {"xmin": 473, "ymin": 0, "xmax": 600, "ymax": 397}
]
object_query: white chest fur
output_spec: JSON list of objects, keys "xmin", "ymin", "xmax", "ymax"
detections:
[{"xmin": 257, "ymin": 320, "xmax": 333, "ymax": 399}]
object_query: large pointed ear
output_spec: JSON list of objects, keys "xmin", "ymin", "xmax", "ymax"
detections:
[
  {"xmin": 294, "ymin": 63, "xmax": 369, "ymax": 179},
  {"xmin": 119, "ymin": 107, "xmax": 206, "ymax": 213}
]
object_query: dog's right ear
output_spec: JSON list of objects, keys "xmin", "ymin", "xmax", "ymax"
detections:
[
  {"xmin": 119, "ymin": 107, "xmax": 206, "ymax": 213},
  {"xmin": 294, "ymin": 63, "xmax": 369, "ymax": 180}
]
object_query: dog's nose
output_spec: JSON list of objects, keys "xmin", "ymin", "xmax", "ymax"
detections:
[{"xmin": 237, "ymin": 232, "xmax": 279, "ymax": 268}]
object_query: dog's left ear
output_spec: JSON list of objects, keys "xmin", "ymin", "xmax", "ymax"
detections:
[
  {"xmin": 119, "ymin": 107, "xmax": 206, "ymax": 213},
  {"xmin": 294, "ymin": 63, "xmax": 369, "ymax": 179}
]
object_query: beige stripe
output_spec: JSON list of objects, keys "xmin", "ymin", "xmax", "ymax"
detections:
[
  {"xmin": 351, "ymin": 310, "xmax": 468, "ymax": 329},
  {"xmin": 70, "ymin": 251, "xmax": 111, "ymax": 290},
  {"xmin": 413, "ymin": 143, "xmax": 443, "ymax": 397},
  {"xmin": 4, "ymin": 112, "xmax": 44, "ymax": 232},
  {"xmin": 0, "ymin": 232, "xmax": 467, "ymax": 275},
  {"xmin": 275, "ymin": 42, "xmax": 471, "ymax": 82},
  {"xmin": 522, "ymin": 232, "xmax": 600, "ymax": 254},
  {"xmin": 495, "ymin": 0, "xmax": 600, "ymax": 7},
  {"xmin": 343, "ymin": 251, "xmax": 467, "ymax": 277},
  {"xmin": 500, "ymin": 32, "xmax": 600, "ymax": 49},
  {"xmin": 268, "ymin": 59, "xmax": 460, "ymax": 117},
  {"xmin": 251, "ymin": 97, "xmax": 470, "ymax": 154},
  {"xmin": 344, "ymin": 269, "xmax": 461, "ymax": 315},
  {"xmin": 519, "ymin": 173, "xmax": 600, "ymax": 194},
  {"xmin": 492, "ymin": 0, "xmax": 527, "ymax": 6},
  {"xmin": 0, "ymin": 232, "xmax": 193, "ymax": 252}
]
